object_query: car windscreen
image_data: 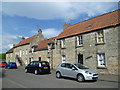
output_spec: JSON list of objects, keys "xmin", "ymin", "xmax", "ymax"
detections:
[
  {"xmin": 8, "ymin": 62, "xmax": 15, "ymax": 64},
  {"xmin": 74, "ymin": 64, "xmax": 89, "ymax": 69}
]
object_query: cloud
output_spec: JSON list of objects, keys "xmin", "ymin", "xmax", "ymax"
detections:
[
  {"xmin": 1, "ymin": 32, "xmax": 28, "ymax": 53},
  {"xmin": 42, "ymin": 28, "xmax": 61, "ymax": 38},
  {"xmin": 31, "ymin": 28, "xmax": 61, "ymax": 38},
  {"xmin": 2, "ymin": 2, "xmax": 118, "ymax": 21}
]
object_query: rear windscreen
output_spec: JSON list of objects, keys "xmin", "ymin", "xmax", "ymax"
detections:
[{"xmin": 41, "ymin": 62, "xmax": 49, "ymax": 66}]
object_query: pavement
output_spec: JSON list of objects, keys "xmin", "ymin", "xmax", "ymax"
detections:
[{"xmin": 98, "ymin": 73, "xmax": 119, "ymax": 82}]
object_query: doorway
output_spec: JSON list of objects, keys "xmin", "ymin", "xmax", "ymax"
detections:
[
  {"xmin": 78, "ymin": 54, "xmax": 83, "ymax": 64},
  {"xmin": 39, "ymin": 57, "xmax": 41, "ymax": 61}
]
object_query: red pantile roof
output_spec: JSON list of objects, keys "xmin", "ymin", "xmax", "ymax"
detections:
[
  {"xmin": 6, "ymin": 48, "xmax": 14, "ymax": 54},
  {"xmin": 36, "ymin": 37, "xmax": 57, "ymax": 50},
  {"xmin": 15, "ymin": 35, "xmax": 37, "ymax": 47},
  {"xmin": 57, "ymin": 9, "xmax": 120, "ymax": 39}
]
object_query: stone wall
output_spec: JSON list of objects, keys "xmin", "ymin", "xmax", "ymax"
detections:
[
  {"xmin": 33, "ymin": 50, "xmax": 48, "ymax": 61},
  {"xmin": 13, "ymin": 44, "xmax": 30, "ymax": 66},
  {"xmin": 53, "ymin": 26, "xmax": 119, "ymax": 75},
  {"xmin": 6, "ymin": 53, "xmax": 14, "ymax": 62}
]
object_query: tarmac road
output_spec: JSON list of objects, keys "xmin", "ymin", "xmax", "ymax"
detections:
[{"xmin": 2, "ymin": 67, "xmax": 119, "ymax": 88}]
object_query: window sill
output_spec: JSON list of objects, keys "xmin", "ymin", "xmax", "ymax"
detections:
[
  {"xmin": 76, "ymin": 45, "xmax": 83, "ymax": 48},
  {"xmin": 97, "ymin": 67, "xmax": 107, "ymax": 69},
  {"xmin": 95, "ymin": 42, "xmax": 105, "ymax": 46},
  {"xmin": 61, "ymin": 47, "xmax": 66, "ymax": 49}
]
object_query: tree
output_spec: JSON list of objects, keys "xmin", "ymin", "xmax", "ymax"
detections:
[{"xmin": 0, "ymin": 53, "xmax": 6, "ymax": 59}]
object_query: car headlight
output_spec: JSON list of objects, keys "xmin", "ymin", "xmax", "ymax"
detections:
[{"xmin": 85, "ymin": 71, "xmax": 92, "ymax": 74}]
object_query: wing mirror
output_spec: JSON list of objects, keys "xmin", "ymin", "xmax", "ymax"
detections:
[{"xmin": 72, "ymin": 67, "xmax": 76, "ymax": 70}]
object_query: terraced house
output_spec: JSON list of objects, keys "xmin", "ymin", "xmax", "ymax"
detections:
[{"xmin": 6, "ymin": 9, "xmax": 120, "ymax": 75}]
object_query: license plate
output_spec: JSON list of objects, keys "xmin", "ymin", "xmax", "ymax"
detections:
[{"xmin": 44, "ymin": 67, "xmax": 48, "ymax": 69}]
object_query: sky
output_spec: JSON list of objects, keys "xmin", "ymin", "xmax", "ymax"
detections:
[{"xmin": 1, "ymin": 1, "xmax": 119, "ymax": 53}]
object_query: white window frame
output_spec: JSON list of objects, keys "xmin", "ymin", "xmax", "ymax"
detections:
[
  {"xmin": 26, "ymin": 49, "xmax": 28, "ymax": 55},
  {"xmin": 47, "ymin": 57, "xmax": 51, "ymax": 67},
  {"xmin": 23, "ymin": 50, "xmax": 24, "ymax": 55},
  {"xmin": 61, "ymin": 39, "xmax": 65, "ymax": 48},
  {"xmin": 19, "ymin": 50, "xmax": 22, "ymax": 57},
  {"xmin": 97, "ymin": 53, "xmax": 106, "ymax": 68},
  {"xmin": 48, "ymin": 44, "xmax": 51, "ymax": 51},
  {"xmin": 77, "ymin": 35, "xmax": 83, "ymax": 46},
  {"xmin": 31, "ymin": 57, "xmax": 34, "ymax": 61},
  {"xmin": 96, "ymin": 30, "xmax": 104, "ymax": 43},
  {"xmin": 62, "ymin": 55, "xmax": 66, "ymax": 63},
  {"xmin": 31, "ymin": 47, "xmax": 34, "ymax": 53}
]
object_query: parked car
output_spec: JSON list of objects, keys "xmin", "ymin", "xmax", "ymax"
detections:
[
  {"xmin": 56, "ymin": 62, "xmax": 99, "ymax": 82},
  {"xmin": 25, "ymin": 61, "xmax": 51, "ymax": 75},
  {"xmin": 6, "ymin": 62, "xmax": 17, "ymax": 69},
  {"xmin": 0, "ymin": 62, "xmax": 7, "ymax": 68}
]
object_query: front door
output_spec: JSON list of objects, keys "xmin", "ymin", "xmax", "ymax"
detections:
[
  {"xmin": 39, "ymin": 57, "xmax": 41, "ymax": 61},
  {"xmin": 78, "ymin": 54, "xmax": 83, "ymax": 64}
]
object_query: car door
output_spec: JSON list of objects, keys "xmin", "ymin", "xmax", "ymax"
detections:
[
  {"xmin": 62, "ymin": 63, "xmax": 72, "ymax": 77},
  {"xmin": 32, "ymin": 62, "xmax": 39, "ymax": 72},
  {"xmin": 27, "ymin": 62, "xmax": 34, "ymax": 72},
  {"xmin": 64, "ymin": 63, "xmax": 78, "ymax": 78},
  {"xmin": 69, "ymin": 65, "xmax": 78, "ymax": 78},
  {"xmin": 58, "ymin": 63, "xmax": 66, "ymax": 76}
]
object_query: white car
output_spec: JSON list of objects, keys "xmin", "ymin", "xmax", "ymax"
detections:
[{"xmin": 56, "ymin": 62, "xmax": 99, "ymax": 82}]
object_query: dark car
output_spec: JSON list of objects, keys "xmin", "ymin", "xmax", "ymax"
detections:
[
  {"xmin": 6, "ymin": 62, "xmax": 17, "ymax": 69},
  {"xmin": 0, "ymin": 62, "xmax": 7, "ymax": 68},
  {"xmin": 25, "ymin": 61, "xmax": 51, "ymax": 75}
]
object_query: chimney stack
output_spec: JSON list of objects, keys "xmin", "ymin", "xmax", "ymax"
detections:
[
  {"xmin": 63, "ymin": 23, "xmax": 71, "ymax": 30},
  {"xmin": 13, "ymin": 44, "xmax": 16, "ymax": 48},
  {"xmin": 38, "ymin": 29, "xmax": 42, "ymax": 34},
  {"xmin": 22, "ymin": 36, "xmax": 25, "ymax": 40}
]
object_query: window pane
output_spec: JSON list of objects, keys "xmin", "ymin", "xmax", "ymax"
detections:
[
  {"xmin": 97, "ymin": 53, "xmax": 106, "ymax": 67},
  {"xmin": 61, "ymin": 63, "xmax": 66, "ymax": 67},
  {"xmin": 61, "ymin": 39, "xmax": 65, "ymax": 48},
  {"xmin": 97, "ymin": 31, "xmax": 104, "ymax": 43},
  {"xmin": 77, "ymin": 35, "xmax": 83, "ymax": 46}
]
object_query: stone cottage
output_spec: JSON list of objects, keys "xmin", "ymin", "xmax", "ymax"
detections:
[
  {"xmin": 6, "ymin": 29, "xmax": 46, "ymax": 66},
  {"xmin": 6, "ymin": 9, "xmax": 120, "ymax": 75},
  {"xmin": 48, "ymin": 9, "xmax": 120, "ymax": 75}
]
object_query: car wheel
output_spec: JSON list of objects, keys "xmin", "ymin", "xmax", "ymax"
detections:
[
  {"xmin": 25, "ymin": 69, "xmax": 28, "ymax": 73},
  {"xmin": 56, "ymin": 72, "xmax": 61, "ymax": 78},
  {"xmin": 35, "ymin": 70, "xmax": 38, "ymax": 75},
  {"xmin": 77, "ymin": 74, "xmax": 85, "ymax": 82}
]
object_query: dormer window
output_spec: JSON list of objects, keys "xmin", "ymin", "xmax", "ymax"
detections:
[
  {"xmin": 77, "ymin": 35, "xmax": 83, "ymax": 46},
  {"xmin": 61, "ymin": 39, "xmax": 65, "ymax": 48}
]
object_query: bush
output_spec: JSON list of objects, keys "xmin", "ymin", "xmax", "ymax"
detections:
[{"xmin": 0, "ymin": 53, "xmax": 6, "ymax": 59}]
